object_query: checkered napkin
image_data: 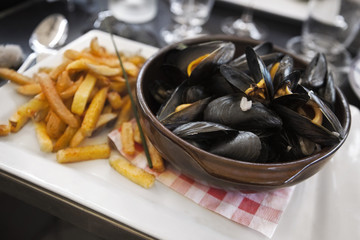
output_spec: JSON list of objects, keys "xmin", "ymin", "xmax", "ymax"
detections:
[{"xmin": 108, "ymin": 129, "xmax": 295, "ymax": 238}]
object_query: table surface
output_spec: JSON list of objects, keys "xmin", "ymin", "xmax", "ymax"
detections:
[{"xmin": 0, "ymin": 0, "xmax": 359, "ymax": 239}]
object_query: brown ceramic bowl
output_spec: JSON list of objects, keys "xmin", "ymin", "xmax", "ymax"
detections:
[{"xmin": 136, "ymin": 35, "xmax": 351, "ymax": 191}]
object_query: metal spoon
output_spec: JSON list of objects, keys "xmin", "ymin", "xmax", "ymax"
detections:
[{"xmin": 18, "ymin": 14, "xmax": 68, "ymax": 73}]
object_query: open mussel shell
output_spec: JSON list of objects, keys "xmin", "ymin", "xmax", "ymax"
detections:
[
  {"xmin": 204, "ymin": 93, "xmax": 282, "ymax": 134},
  {"xmin": 164, "ymin": 41, "xmax": 235, "ymax": 75},
  {"xmin": 160, "ymin": 97, "xmax": 212, "ymax": 130},
  {"xmin": 272, "ymin": 103, "xmax": 340, "ymax": 146},
  {"xmin": 245, "ymin": 46, "xmax": 274, "ymax": 100}
]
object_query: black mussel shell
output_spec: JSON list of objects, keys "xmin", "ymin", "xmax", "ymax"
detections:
[
  {"xmin": 172, "ymin": 121, "xmax": 236, "ymax": 140},
  {"xmin": 245, "ymin": 46, "xmax": 274, "ymax": 100},
  {"xmin": 157, "ymin": 80, "xmax": 188, "ymax": 121},
  {"xmin": 272, "ymin": 55, "xmax": 294, "ymax": 91},
  {"xmin": 220, "ymin": 64, "xmax": 255, "ymax": 93},
  {"xmin": 301, "ymin": 53, "xmax": 327, "ymax": 89},
  {"xmin": 172, "ymin": 121, "xmax": 262, "ymax": 163},
  {"xmin": 160, "ymin": 97, "xmax": 212, "ymax": 130},
  {"xmin": 210, "ymin": 131, "xmax": 261, "ymax": 162},
  {"xmin": 163, "ymin": 41, "xmax": 232, "ymax": 73},
  {"xmin": 272, "ymin": 103, "xmax": 341, "ymax": 146},
  {"xmin": 204, "ymin": 93, "xmax": 282, "ymax": 134}
]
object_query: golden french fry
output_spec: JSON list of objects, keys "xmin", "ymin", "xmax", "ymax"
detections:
[
  {"xmin": 37, "ymin": 73, "xmax": 79, "ymax": 128},
  {"xmin": 69, "ymin": 128, "xmax": 85, "ymax": 147},
  {"xmin": 133, "ymin": 123, "xmax": 142, "ymax": 144},
  {"xmin": 147, "ymin": 139, "xmax": 165, "ymax": 173},
  {"xmin": 46, "ymin": 111, "xmax": 67, "ymax": 139},
  {"xmin": 95, "ymin": 113, "xmax": 117, "ymax": 130},
  {"xmin": 81, "ymin": 87, "xmax": 108, "ymax": 137},
  {"xmin": 109, "ymin": 81, "xmax": 126, "ymax": 93},
  {"xmin": 126, "ymin": 55, "xmax": 146, "ymax": 66},
  {"xmin": 56, "ymin": 71, "xmax": 73, "ymax": 93},
  {"xmin": 115, "ymin": 97, "xmax": 132, "ymax": 129},
  {"xmin": 110, "ymin": 75, "xmax": 125, "ymax": 82},
  {"xmin": 49, "ymin": 59, "xmax": 71, "ymax": 80},
  {"xmin": 122, "ymin": 61, "xmax": 139, "ymax": 77},
  {"xmin": 64, "ymin": 48, "xmax": 118, "ymax": 67},
  {"xmin": 109, "ymin": 152, "xmax": 155, "ymax": 188},
  {"xmin": 107, "ymin": 91, "xmax": 122, "ymax": 110},
  {"xmin": 59, "ymin": 76, "xmax": 83, "ymax": 100},
  {"xmin": 9, "ymin": 97, "xmax": 48, "ymax": 132},
  {"xmin": 56, "ymin": 143, "xmax": 111, "ymax": 163},
  {"xmin": 66, "ymin": 58, "xmax": 93, "ymax": 72},
  {"xmin": 53, "ymin": 126, "xmax": 78, "ymax": 152},
  {"xmin": 121, "ymin": 121, "xmax": 135, "ymax": 156},
  {"xmin": 63, "ymin": 49, "xmax": 83, "ymax": 60},
  {"xmin": 90, "ymin": 37, "xmax": 107, "ymax": 57},
  {"xmin": 86, "ymin": 63, "xmax": 121, "ymax": 77},
  {"xmin": 0, "ymin": 68, "xmax": 33, "ymax": 85},
  {"xmin": 0, "ymin": 124, "xmax": 10, "ymax": 136},
  {"xmin": 34, "ymin": 121, "xmax": 53, "ymax": 153},
  {"xmin": 16, "ymin": 83, "xmax": 42, "ymax": 96},
  {"xmin": 71, "ymin": 73, "xmax": 97, "ymax": 115}
]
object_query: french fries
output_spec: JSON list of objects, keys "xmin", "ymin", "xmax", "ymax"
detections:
[
  {"xmin": 57, "ymin": 143, "xmax": 111, "ymax": 163},
  {"xmin": 109, "ymin": 152, "xmax": 155, "ymax": 189},
  {"xmin": 1, "ymin": 36, "xmax": 162, "ymax": 189}
]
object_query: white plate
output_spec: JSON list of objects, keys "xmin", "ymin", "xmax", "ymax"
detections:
[
  {"xmin": 1, "ymin": 30, "xmax": 359, "ymax": 240},
  {"xmin": 220, "ymin": 0, "xmax": 309, "ymax": 21}
]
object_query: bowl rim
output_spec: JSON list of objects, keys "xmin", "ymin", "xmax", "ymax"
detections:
[{"xmin": 136, "ymin": 34, "xmax": 352, "ymax": 184}]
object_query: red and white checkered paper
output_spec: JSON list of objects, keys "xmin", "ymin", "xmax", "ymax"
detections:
[{"xmin": 108, "ymin": 128, "xmax": 295, "ymax": 238}]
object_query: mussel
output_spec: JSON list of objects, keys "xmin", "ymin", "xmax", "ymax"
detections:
[
  {"xmin": 204, "ymin": 93, "xmax": 282, "ymax": 135},
  {"xmin": 173, "ymin": 121, "xmax": 261, "ymax": 162}
]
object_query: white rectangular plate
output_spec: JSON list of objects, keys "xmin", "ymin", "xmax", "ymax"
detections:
[
  {"xmin": 220, "ymin": 0, "xmax": 309, "ymax": 21},
  {"xmin": 0, "ymin": 30, "xmax": 359, "ymax": 240}
]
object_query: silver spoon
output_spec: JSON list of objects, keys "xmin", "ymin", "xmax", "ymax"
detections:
[{"xmin": 18, "ymin": 14, "xmax": 68, "ymax": 73}]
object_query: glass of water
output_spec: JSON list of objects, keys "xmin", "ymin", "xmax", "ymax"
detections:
[
  {"xmin": 287, "ymin": 0, "xmax": 360, "ymax": 68},
  {"xmin": 161, "ymin": 0, "xmax": 215, "ymax": 45}
]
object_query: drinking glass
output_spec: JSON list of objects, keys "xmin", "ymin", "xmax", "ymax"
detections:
[
  {"xmin": 287, "ymin": 0, "xmax": 360, "ymax": 68},
  {"xmin": 93, "ymin": 0, "xmax": 159, "ymax": 46},
  {"xmin": 161, "ymin": 0, "xmax": 215, "ymax": 45},
  {"xmin": 108, "ymin": 0, "xmax": 158, "ymax": 24},
  {"xmin": 221, "ymin": 0, "xmax": 266, "ymax": 40}
]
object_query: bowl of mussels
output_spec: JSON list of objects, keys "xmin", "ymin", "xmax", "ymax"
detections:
[{"xmin": 136, "ymin": 35, "xmax": 351, "ymax": 191}]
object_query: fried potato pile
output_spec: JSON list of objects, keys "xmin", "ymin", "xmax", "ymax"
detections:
[{"xmin": 0, "ymin": 37, "xmax": 164, "ymax": 188}]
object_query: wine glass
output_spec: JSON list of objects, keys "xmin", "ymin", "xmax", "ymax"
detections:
[
  {"xmin": 287, "ymin": 0, "xmax": 360, "ymax": 70},
  {"xmin": 221, "ymin": 0, "xmax": 266, "ymax": 40},
  {"xmin": 161, "ymin": 0, "xmax": 215, "ymax": 45}
]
